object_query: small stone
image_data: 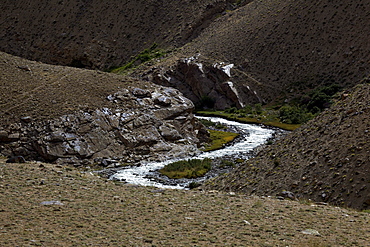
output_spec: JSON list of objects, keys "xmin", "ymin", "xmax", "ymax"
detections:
[
  {"xmin": 154, "ymin": 96, "xmax": 171, "ymax": 106},
  {"xmin": 40, "ymin": 200, "xmax": 64, "ymax": 206},
  {"xmin": 0, "ymin": 131, "xmax": 9, "ymax": 141},
  {"xmin": 17, "ymin": 65, "xmax": 31, "ymax": 71},
  {"xmin": 6, "ymin": 156, "xmax": 26, "ymax": 163},
  {"xmin": 20, "ymin": 116, "xmax": 33, "ymax": 123},
  {"xmin": 132, "ymin": 88, "xmax": 151, "ymax": 98},
  {"xmin": 301, "ymin": 229, "xmax": 320, "ymax": 236},
  {"xmin": 7, "ymin": 133, "xmax": 20, "ymax": 141},
  {"xmin": 243, "ymin": 220, "xmax": 251, "ymax": 225},
  {"xmin": 277, "ymin": 191, "xmax": 296, "ymax": 200}
]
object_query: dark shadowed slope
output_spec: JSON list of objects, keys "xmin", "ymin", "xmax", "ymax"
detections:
[{"xmin": 203, "ymin": 82, "xmax": 370, "ymax": 210}]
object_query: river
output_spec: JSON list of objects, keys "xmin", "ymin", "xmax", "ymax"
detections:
[{"xmin": 110, "ymin": 116, "xmax": 276, "ymax": 189}]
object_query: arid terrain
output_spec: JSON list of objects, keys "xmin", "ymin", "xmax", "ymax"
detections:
[
  {"xmin": 0, "ymin": 0, "xmax": 370, "ymax": 245},
  {"xmin": 1, "ymin": 159, "xmax": 369, "ymax": 246}
]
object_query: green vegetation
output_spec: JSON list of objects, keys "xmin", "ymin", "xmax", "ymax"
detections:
[
  {"xmin": 197, "ymin": 118, "xmax": 239, "ymax": 152},
  {"xmin": 219, "ymin": 159, "xmax": 236, "ymax": 169},
  {"xmin": 159, "ymin": 158, "xmax": 212, "ymax": 179},
  {"xmin": 278, "ymin": 83, "xmax": 342, "ymax": 124},
  {"xmin": 109, "ymin": 43, "xmax": 167, "ymax": 74},
  {"xmin": 198, "ymin": 118, "xmax": 226, "ymax": 130},
  {"xmin": 300, "ymin": 84, "xmax": 342, "ymax": 113},
  {"xmin": 197, "ymin": 82, "xmax": 343, "ymax": 129},
  {"xmin": 197, "ymin": 106, "xmax": 301, "ymax": 131},
  {"xmin": 202, "ymin": 129, "xmax": 239, "ymax": 152},
  {"xmin": 278, "ymin": 105, "xmax": 314, "ymax": 124}
]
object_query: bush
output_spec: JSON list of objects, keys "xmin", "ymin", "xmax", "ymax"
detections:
[
  {"xmin": 302, "ymin": 84, "xmax": 342, "ymax": 113},
  {"xmin": 254, "ymin": 103, "xmax": 263, "ymax": 114},
  {"xmin": 225, "ymin": 107, "xmax": 238, "ymax": 114},
  {"xmin": 279, "ymin": 105, "xmax": 314, "ymax": 124},
  {"xmin": 219, "ymin": 159, "xmax": 235, "ymax": 168},
  {"xmin": 188, "ymin": 182, "xmax": 202, "ymax": 189},
  {"xmin": 198, "ymin": 119, "xmax": 226, "ymax": 130},
  {"xmin": 110, "ymin": 43, "xmax": 166, "ymax": 74},
  {"xmin": 242, "ymin": 105, "xmax": 253, "ymax": 114}
]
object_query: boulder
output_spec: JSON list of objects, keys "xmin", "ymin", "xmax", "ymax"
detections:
[
  {"xmin": 0, "ymin": 85, "xmax": 208, "ymax": 166},
  {"xmin": 142, "ymin": 55, "xmax": 264, "ymax": 110}
]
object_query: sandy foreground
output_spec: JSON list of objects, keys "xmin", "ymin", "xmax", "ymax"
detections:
[{"xmin": 0, "ymin": 159, "xmax": 369, "ymax": 247}]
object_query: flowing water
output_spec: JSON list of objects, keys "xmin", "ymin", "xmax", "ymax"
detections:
[{"xmin": 111, "ymin": 116, "xmax": 276, "ymax": 189}]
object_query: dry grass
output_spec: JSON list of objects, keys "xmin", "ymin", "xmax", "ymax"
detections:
[{"xmin": 0, "ymin": 158, "xmax": 369, "ymax": 246}]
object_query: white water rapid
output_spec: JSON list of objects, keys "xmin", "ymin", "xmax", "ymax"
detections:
[{"xmin": 111, "ymin": 116, "xmax": 275, "ymax": 189}]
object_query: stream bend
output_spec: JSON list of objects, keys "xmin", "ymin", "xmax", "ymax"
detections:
[{"xmin": 110, "ymin": 116, "xmax": 276, "ymax": 189}]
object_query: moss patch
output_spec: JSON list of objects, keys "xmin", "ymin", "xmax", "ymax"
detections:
[
  {"xmin": 202, "ymin": 129, "xmax": 239, "ymax": 152},
  {"xmin": 159, "ymin": 158, "xmax": 212, "ymax": 179}
]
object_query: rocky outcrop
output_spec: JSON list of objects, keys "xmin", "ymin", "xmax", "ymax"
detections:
[
  {"xmin": 140, "ymin": 55, "xmax": 265, "ymax": 109},
  {"xmin": 0, "ymin": 86, "xmax": 208, "ymax": 166}
]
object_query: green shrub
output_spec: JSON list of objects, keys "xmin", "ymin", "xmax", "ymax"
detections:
[
  {"xmin": 198, "ymin": 119, "xmax": 226, "ymax": 130},
  {"xmin": 302, "ymin": 84, "xmax": 342, "ymax": 113},
  {"xmin": 279, "ymin": 105, "xmax": 314, "ymax": 124},
  {"xmin": 220, "ymin": 159, "xmax": 235, "ymax": 168},
  {"xmin": 225, "ymin": 107, "xmax": 238, "ymax": 114},
  {"xmin": 254, "ymin": 103, "xmax": 263, "ymax": 114},
  {"xmin": 110, "ymin": 43, "xmax": 167, "ymax": 74},
  {"xmin": 242, "ymin": 105, "xmax": 253, "ymax": 114}
]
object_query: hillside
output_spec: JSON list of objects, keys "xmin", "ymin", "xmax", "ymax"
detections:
[
  {"xmin": 2, "ymin": 0, "xmax": 369, "ymax": 105},
  {"xmin": 203, "ymin": 83, "xmax": 370, "ymax": 210},
  {"xmin": 0, "ymin": 51, "xmax": 143, "ymax": 126},
  {"xmin": 0, "ymin": 0, "xmax": 237, "ymax": 70},
  {"xmin": 1, "ymin": 159, "xmax": 370, "ymax": 246},
  {"xmin": 182, "ymin": 0, "xmax": 370, "ymax": 102},
  {"xmin": 0, "ymin": 51, "xmax": 207, "ymax": 166},
  {"xmin": 0, "ymin": 0, "xmax": 369, "ymax": 211}
]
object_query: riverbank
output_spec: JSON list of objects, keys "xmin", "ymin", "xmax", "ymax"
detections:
[
  {"xmin": 1, "ymin": 159, "xmax": 369, "ymax": 246},
  {"xmin": 196, "ymin": 110, "xmax": 301, "ymax": 131},
  {"xmin": 110, "ymin": 116, "xmax": 276, "ymax": 189}
]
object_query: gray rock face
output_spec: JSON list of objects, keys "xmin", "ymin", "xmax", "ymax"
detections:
[
  {"xmin": 142, "ymin": 55, "xmax": 265, "ymax": 110},
  {"xmin": 0, "ymin": 87, "xmax": 208, "ymax": 166}
]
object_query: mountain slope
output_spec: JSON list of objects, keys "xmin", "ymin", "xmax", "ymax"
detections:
[
  {"xmin": 203, "ymin": 82, "xmax": 370, "ymax": 210},
  {"xmin": 0, "ymin": 51, "xmax": 207, "ymax": 165},
  {"xmin": 1, "ymin": 0, "xmax": 369, "ymax": 104},
  {"xmin": 181, "ymin": 0, "xmax": 370, "ymax": 102},
  {"xmin": 0, "ymin": 0, "xmax": 233, "ymax": 70}
]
